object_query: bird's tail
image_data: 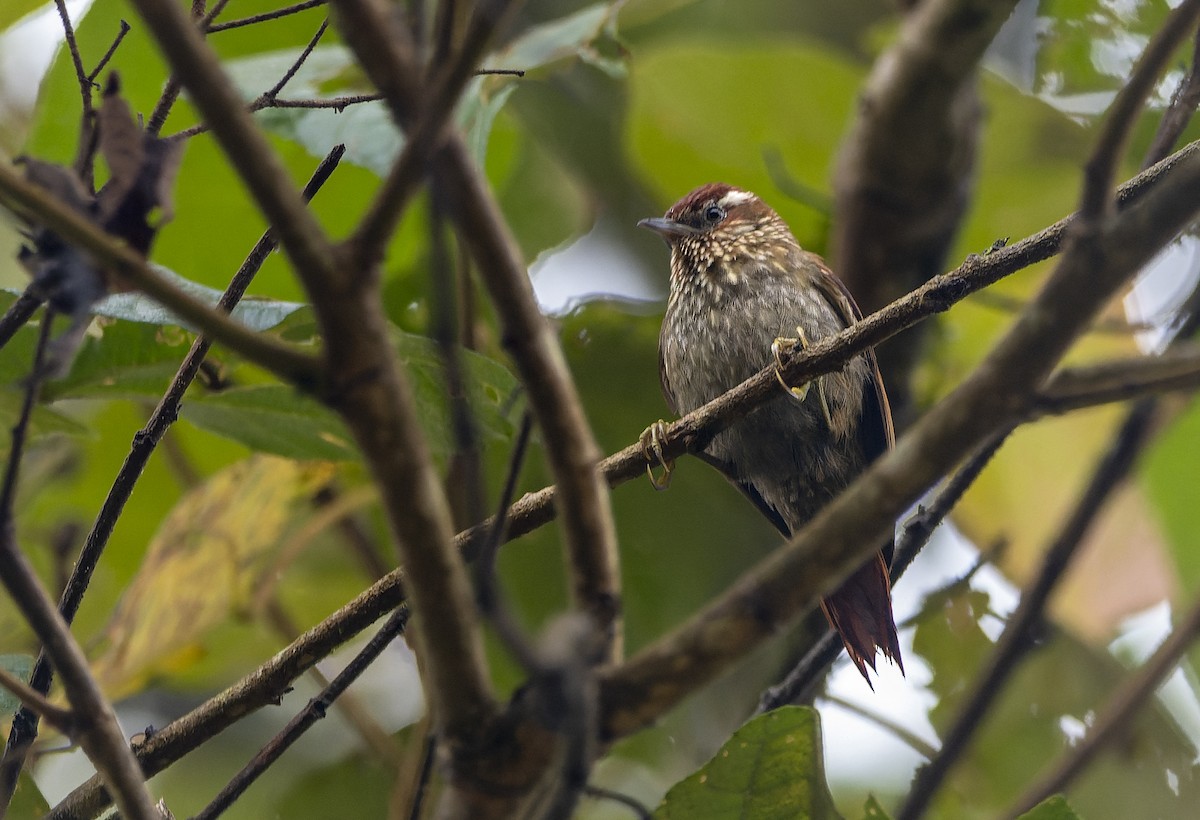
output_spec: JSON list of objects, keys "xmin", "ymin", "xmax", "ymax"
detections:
[{"xmin": 819, "ymin": 550, "xmax": 903, "ymax": 686}]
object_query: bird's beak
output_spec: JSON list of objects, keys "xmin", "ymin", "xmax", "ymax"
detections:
[{"xmin": 638, "ymin": 216, "xmax": 699, "ymax": 241}]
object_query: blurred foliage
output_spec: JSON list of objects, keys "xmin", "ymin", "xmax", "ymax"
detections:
[{"xmin": 0, "ymin": 0, "xmax": 1198, "ymax": 818}]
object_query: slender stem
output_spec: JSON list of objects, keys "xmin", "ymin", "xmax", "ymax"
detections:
[
  {"xmin": 0, "ymin": 316, "xmax": 159, "ymax": 820},
  {"xmin": 0, "ymin": 162, "xmax": 323, "ymax": 386},
  {"xmin": 1008, "ymin": 591, "xmax": 1200, "ymax": 816},
  {"xmin": 894, "ymin": 402, "xmax": 1154, "ymax": 820},
  {"xmin": 0, "ymin": 668, "xmax": 73, "ymax": 736},
  {"xmin": 193, "ymin": 608, "xmax": 409, "ymax": 820},
  {"xmin": 0, "ymin": 147, "xmax": 344, "ymax": 806},
  {"xmin": 1081, "ymin": 0, "xmax": 1200, "ymax": 219},
  {"xmin": 207, "ymin": 0, "xmax": 327, "ymax": 32}
]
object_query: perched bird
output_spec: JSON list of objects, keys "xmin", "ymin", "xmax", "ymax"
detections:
[{"xmin": 639, "ymin": 182, "xmax": 902, "ymax": 681}]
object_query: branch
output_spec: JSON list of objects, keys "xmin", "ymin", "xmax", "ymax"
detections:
[
  {"xmin": 598, "ymin": 125, "xmax": 1200, "ymax": 742},
  {"xmin": 49, "ymin": 582, "xmax": 408, "ymax": 820},
  {"xmin": 128, "ymin": 0, "xmax": 343, "ymax": 302},
  {"xmin": 894, "ymin": 401, "xmax": 1155, "ymax": 820},
  {"xmin": 834, "ymin": 0, "xmax": 1021, "ymax": 416},
  {"xmin": 135, "ymin": 0, "xmax": 496, "ymax": 754},
  {"xmin": 207, "ymin": 0, "xmax": 327, "ymax": 33},
  {"xmin": 1009, "ymin": 586, "xmax": 1200, "ymax": 815},
  {"xmin": 0, "ymin": 147, "xmax": 345, "ymax": 803},
  {"xmin": 451, "ymin": 139, "xmax": 1200, "ymax": 560},
  {"xmin": 0, "ymin": 161, "xmax": 322, "ymax": 386},
  {"xmin": 0, "ymin": 667, "xmax": 73, "ymax": 737},
  {"xmin": 332, "ymin": 0, "xmax": 623, "ymax": 660},
  {"xmin": 192, "ymin": 608, "xmax": 408, "ymax": 820},
  {"xmin": 0, "ymin": 319, "xmax": 158, "ymax": 820},
  {"xmin": 1035, "ymin": 344, "xmax": 1200, "ymax": 414}
]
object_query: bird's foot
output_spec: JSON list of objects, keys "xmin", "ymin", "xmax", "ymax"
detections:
[
  {"xmin": 772, "ymin": 327, "xmax": 834, "ymax": 428},
  {"xmin": 639, "ymin": 419, "xmax": 674, "ymax": 491}
]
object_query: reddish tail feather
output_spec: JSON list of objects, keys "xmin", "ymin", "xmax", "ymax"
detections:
[{"xmin": 819, "ymin": 550, "xmax": 903, "ymax": 685}]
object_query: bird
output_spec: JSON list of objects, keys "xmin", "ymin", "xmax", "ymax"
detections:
[{"xmin": 638, "ymin": 182, "xmax": 902, "ymax": 682}]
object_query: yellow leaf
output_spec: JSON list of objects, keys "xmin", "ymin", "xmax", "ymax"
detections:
[{"xmin": 91, "ymin": 455, "xmax": 336, "ymax": 698}]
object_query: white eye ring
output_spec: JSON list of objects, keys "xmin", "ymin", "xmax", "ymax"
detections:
[{"xmin": 704, "ymin": 205, "xmax": 725, "ymax": 223}]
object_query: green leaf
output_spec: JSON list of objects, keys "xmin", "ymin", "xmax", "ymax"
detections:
[
  {"xmin": 1141, "ymin": 399, "xmax": 1200, "ymax": 589},
  {"xmin": 1017, "ymin": 795, "xmax": 1082, "ymax": 820},
  {"xmin": 9, "ymin": 770, "xmax": 49, "ymax": 818},
  {"xmin": 182, "ymin": 385, "xmax": 357, "ymax": 461},
  {"xmin": 95, "ymin": 265, "xmax": 308, "ymax": 331},
  {"xmin": 654, "ymin": 706, "xmax": 842, "ymax": 820},
  {"xmin": 45, "ymin": 318, "xmax": 194, "ymax": 401},
  {"xmin": 0, "ymin": 654, "xmax": 35, "ymax": 716},
  {"xmin": 0, "ymin": 0, "xmax": 52, "ymax": 32},
  {"xmin": 486, "ymin": 2, "xmax": 626, "ymax": 78}
]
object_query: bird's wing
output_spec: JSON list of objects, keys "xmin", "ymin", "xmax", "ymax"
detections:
[{"xmin": 802, "ymin": 251, "xmax": 895, "ymax": 461}]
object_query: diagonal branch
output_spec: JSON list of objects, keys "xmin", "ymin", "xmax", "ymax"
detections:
[
  {"xmin": 834, "ymin": 0, "xmax": 1021, "ymax": 418},
  {"xmin": 599, "ymin": 127, "xmax": 1200, "ymax": 742},
  {"xmin": 0, "ymin": 161, "xmax": 322, "ymax": 385},
  {"xmin": 452, "ymin": 139, "xmax": 1200, "ymax": 559},
  {"xmin": 332, "ymin": 0, "xmax": 623, "ymax": 661},
  {"xmin": 0, "ymin": 147, "xmax": 345, "ymax": 805},
  {"xmin": 0, "ymin": 318, "xmax": 159, "ymax": 820}
]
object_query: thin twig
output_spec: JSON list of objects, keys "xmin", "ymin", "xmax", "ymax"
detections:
[
  {"xmin": 54, "ymin": 0, "xmax": 96, "ymax": 185},
  {"xmin": 1143, "ymin": 27, "xmax": 1200, "ymax": 168},
  {"xmin": 86, "ymin": 20, "xmax": 132, "ymax": 83},
  {"xmin": 193, "ymin": 608, "xmax": 409, "ymax": 820},
  {"xmin": 0, "ymin": 290, "xmax": 44, "ymax": 351},
  {"xmin": 0, "ymin": 146, "xmax": 345, "ymax": 803},
  {"xmin": 0, "ymin": 315, "xmax": 159, "ymax": 820},
  {"xmin": 0, "ymin": 668, "xmax": 73, "ymax": 737},
  {"xmin": 894, "ymin": 402, "xmax": 1156, "ymax": 820},
  {"xmin": 1007, "ymin": 590, "xmax": 1200, "ymax": 816},
  {"xmin": 207, "ymin": 0, "xmax": 327, "ymax": 32},
  {"xmin": 260, "ymin": 19, "xmax": 329, "ymax": 102},
  {"xmin": 404, "ymin": 732, "xmax": 436, "ymax": 820},
  {"xmin": 1080, "ymin": 0, "xmax": 1200, "ymax": 220},
  {"xmin": 822, "ymin": 694, "xmax": 938, "ymax": 760}
]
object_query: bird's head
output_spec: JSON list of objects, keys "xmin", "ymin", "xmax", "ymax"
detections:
[{"xmin": 638, "ymin": 183, "xmax": 799, "ymax": 286}]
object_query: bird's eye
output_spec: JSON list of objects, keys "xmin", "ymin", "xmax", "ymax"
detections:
[{"xmin": 703, "ymin": 205, "xmax": 725, "ymax": 223}]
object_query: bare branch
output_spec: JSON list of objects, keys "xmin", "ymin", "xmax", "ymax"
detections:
[
  {"xmin": 834, "ymin": 0, "xmax": 1021, "ymax": 417},
  {"xmin": 895, "ymin": 401, "xmax": 1154, "ymax": 820},
  {"xmin": 0, "ymin": 146, "xmax": 345, "ymax": 804},
  {"xmin": 192, "ymin": 608, "xmax": 408, "ymax": 820},
  {"xmin": 1081, "ymin": 0, "xmax": 1200, "ymax": 220},
  {"xmin": 599, "ymin": 134, "xmax": 1200, "ymax": 743},
  {"xmin": 332, "ymin": 0, "xmax": 622, "ymax": 661},
  {"xmin": 1010, "ymin": 587, "xmax": 1200, "ymax": 815},
  {"xmin": 0, "ymin": 160, "xmax": 323, "ymax": 385},
  {"xmin": 207, "ymin": 0, "xmax": 327, "ymax": 33},
  {"xmin": 0, "ymin": 318, "xmax": 159, "ymax": 820},
  {"xmin": 0, "ymin": 667, "xmax": 73, "ymax": 737}
]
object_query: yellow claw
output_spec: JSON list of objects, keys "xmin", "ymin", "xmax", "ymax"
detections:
[
  {"xmin": 640, "ymin": 419, "xmax": 674, "ymax": 491},
  {"xmin": 772, "ymin": 326, "xmax": 833, "ymax": 428}
]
